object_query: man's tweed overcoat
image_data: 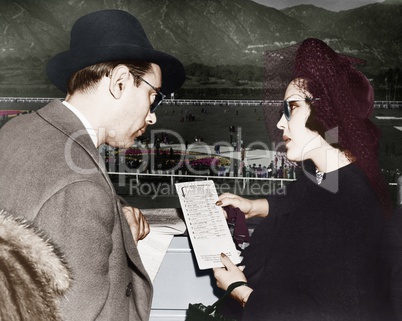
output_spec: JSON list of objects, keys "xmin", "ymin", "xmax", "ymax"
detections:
[{"xmin": 0, "ymin": 99, "xmax": 152, "ymax": 321}]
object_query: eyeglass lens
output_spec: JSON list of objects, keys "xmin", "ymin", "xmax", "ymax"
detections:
[
  {"xmin": 129, "ymin": 71, "xmax": 165, "ymax": 114},
  {"xmin": 283, "ymin": 100, "xmax": 291, "ymax": 121},
  {"xmin": 150, "ymin": 94, "xmax": 163, "ymax": 113},
  {"xmin": 283, "ymin": 98, "xmax": 312, "ymax": 121}
]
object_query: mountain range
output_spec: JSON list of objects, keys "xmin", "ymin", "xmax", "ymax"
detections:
[{"xmin": 0, "ymin": 0, "xmax": 401, "ymax": 96}]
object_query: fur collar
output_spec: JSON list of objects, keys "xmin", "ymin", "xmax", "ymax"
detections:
[{"xmin": 0, "ymin": 210, "xmax": 72, "ymax": 320}]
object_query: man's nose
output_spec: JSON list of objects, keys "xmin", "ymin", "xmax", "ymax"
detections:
[{"xmin": 147, "ymin": 112, "xmax": 157, "ymax": 125}]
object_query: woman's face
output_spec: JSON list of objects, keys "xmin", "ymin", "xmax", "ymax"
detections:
[{"xmin": 276, "ymin": 80, "xmax": 321, "ymax": 162}]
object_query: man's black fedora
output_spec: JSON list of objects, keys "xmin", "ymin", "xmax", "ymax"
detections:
[{"xmin": 46, "ymin": 9, "xmax": 185, "ymax": 95}]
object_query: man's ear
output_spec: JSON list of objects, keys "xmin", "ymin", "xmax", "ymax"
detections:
[{"xmin": 109, "ymin": 65, "xmax": 131, "ymax": 99}]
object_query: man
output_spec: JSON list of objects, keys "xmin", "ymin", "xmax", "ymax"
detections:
[{"xmin": 0, "ymin": 9, "xmax": 185, "ymax": 320}]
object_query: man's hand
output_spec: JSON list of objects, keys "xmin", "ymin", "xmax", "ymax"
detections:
[{"xmin": 122, "ymin": 206, "xmax": 150, "ymax": 245}]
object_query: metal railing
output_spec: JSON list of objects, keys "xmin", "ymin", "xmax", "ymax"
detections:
[
  {"xmin": 1, "ymin": 97, "xmax": 401, "ymax": 109},
  {"xmin": 108, "ymin": 171, "xmax": 295, "ymax": 192}
]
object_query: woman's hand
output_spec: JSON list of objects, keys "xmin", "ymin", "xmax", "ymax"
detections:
[
  {"xmin": 215, "ymin": 193, "xmax": 269, "ymax": 219},
  {"xmin": 213, "ymin": 253, "xmax": 253, "ymax": 307}
]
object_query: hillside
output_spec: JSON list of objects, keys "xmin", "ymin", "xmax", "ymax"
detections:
[{"xmin": 0, "ymin": 0, "xmax": 401, "ymax": 98}]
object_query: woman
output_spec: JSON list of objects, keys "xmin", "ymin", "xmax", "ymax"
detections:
[{"xmin": 213, "ymin": 38, "xmax": 391, "ymax": 321}]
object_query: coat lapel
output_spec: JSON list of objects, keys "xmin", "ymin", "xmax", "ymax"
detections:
[{"xmin": 36, "ymin": 100, "xmax": 151, "ymax": 283}]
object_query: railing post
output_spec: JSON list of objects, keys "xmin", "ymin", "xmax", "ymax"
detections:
[{"xmin": 397, "ymin": 174, "xmax": 402, "ymax": 208}]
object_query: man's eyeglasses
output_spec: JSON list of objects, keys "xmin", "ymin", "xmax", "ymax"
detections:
[
  {"xmin": 283, "ymin": 97, "xmax": 320, "ymax": 121},
  {"xmin": 130, "ymin": 71, "xmax": 166, "ymax": 113}
]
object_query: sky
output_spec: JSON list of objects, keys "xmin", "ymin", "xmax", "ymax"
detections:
[{"xmin": 251, "ymin": 0, "xmax": 386, "ymax": 11}]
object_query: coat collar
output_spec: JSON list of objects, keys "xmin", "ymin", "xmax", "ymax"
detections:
[{"xmin": 36, "ymin": 99, "xmax": 108, "ymax": 176}]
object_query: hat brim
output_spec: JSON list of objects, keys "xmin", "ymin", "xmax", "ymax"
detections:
[{"xmin": 46, "ymin": 45, "xmax": 185, "ymax": 95}]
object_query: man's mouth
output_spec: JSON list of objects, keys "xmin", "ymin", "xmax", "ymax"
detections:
[{"xmin": 138, "ymin": 127, "xmax": 146, "ymax": 136}]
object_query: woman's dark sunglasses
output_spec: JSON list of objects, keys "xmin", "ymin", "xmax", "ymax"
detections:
[
  {"xmin": 130, "ymin": 71, "xmax": 166, "ymax": 113},
  {"xmin": 283, "ymin": 97, "xmax": 320, "ymax": 121}
]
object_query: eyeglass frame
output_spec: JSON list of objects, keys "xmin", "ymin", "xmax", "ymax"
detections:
[
  {"xmin": 129, "ymin": 71, "xmax": 166, "ymax": 113},
  {"xmin": 283, "ymin": 97, "xmax": 320, "ymax": 121}
]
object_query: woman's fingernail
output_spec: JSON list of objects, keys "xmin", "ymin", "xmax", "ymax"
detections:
[
  {"xmin": 221, "ymin": 252, "xmax": 226, "ymax": 258},
  {"xmin": 216, "ymin": 201, "xmax": 222, "ymax": 206}
]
